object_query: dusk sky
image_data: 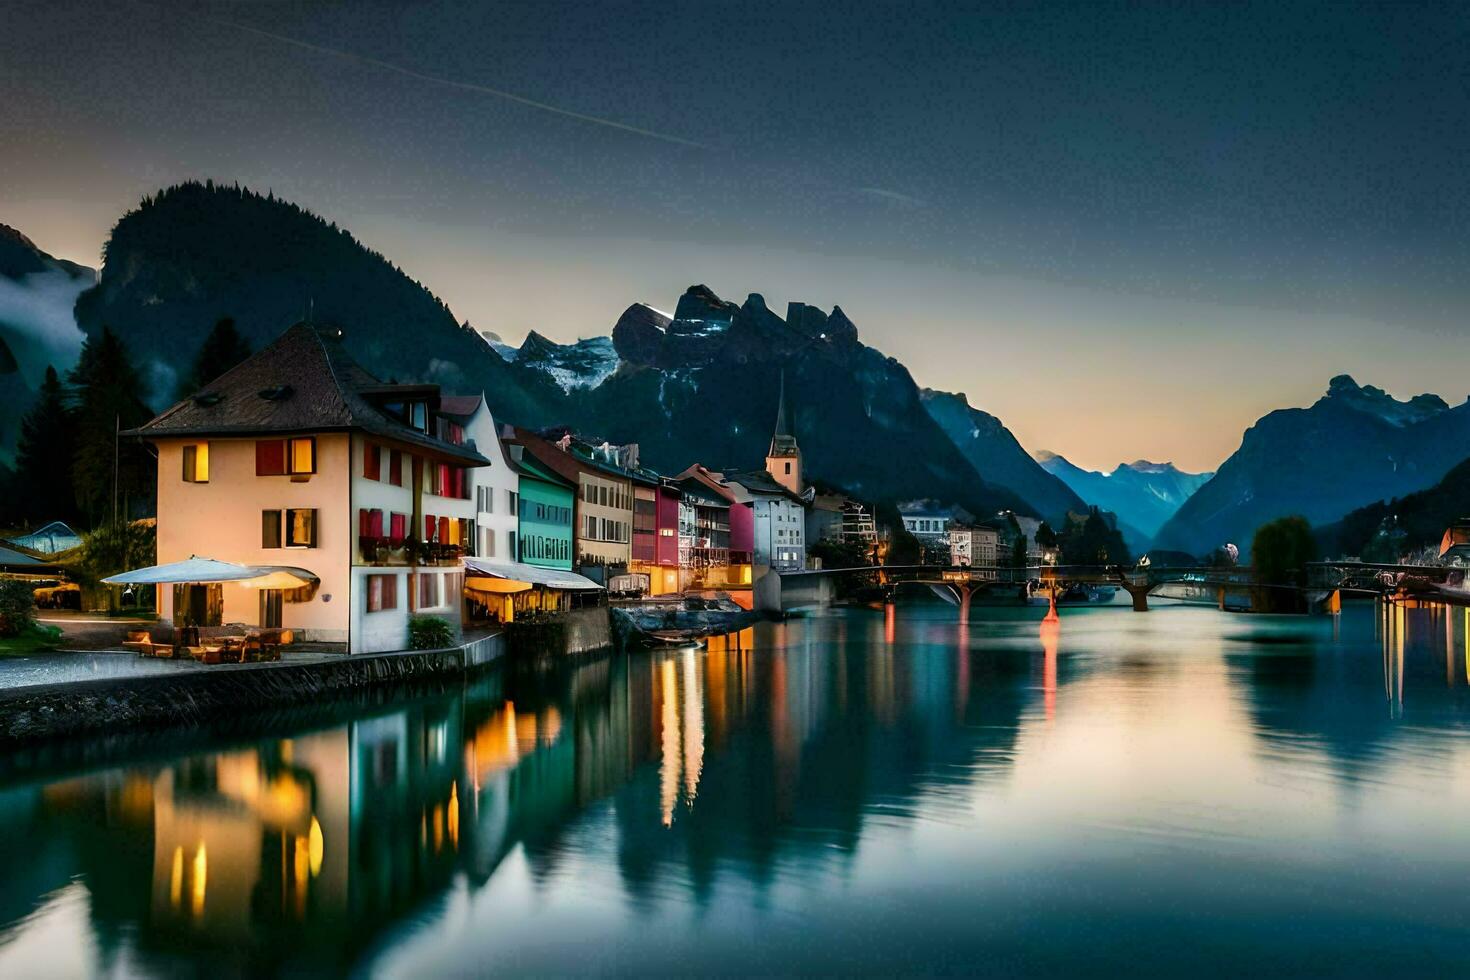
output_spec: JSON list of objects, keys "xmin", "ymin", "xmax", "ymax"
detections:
[{"xmin": 5, "ymin": 0, "xmax": 1469, "ymax": 472}]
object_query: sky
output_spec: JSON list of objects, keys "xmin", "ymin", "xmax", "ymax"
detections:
[{"xmin": 4, "ymin": 0, "xmax": 1469, "ymax": 472}]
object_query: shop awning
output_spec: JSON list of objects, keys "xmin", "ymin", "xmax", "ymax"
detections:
[{"xmin": 462, "ymin": 557, "xmax": 603, "ymax": 590}]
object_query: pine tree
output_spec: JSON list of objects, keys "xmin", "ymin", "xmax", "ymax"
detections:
[
  {"xmin": 11, "ymin": 366, "xmax": 78, "ymax": 526},
  {"xmin": 176, "ymin": 316, "xmax": 251, "ymax": 399},
  {"xmin": 69, "ymin": 327, "xmax": 153, "ymax": 526}
]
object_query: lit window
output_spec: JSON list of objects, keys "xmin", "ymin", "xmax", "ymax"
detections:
[
  {"xmin": 288, "ymin": 438, "xmax": 316, "ymax": 475},
  {"xmin": 182, "ymin": 443, "xmax": 209, "ymax": 483},
  {"xmin": 286, "ymin": 508, "xmax": 317, "ymax": 547}
]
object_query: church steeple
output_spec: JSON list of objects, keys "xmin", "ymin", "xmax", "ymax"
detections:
[{"xmin": 766, "ymin": 369, "xmax": 802, "ymax": 493}]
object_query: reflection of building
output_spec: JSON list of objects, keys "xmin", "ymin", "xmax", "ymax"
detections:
[{"xmin": 134, "ymin": 322, "xmax": 489, "ymax": 653}]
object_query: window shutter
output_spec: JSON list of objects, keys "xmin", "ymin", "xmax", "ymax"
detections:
[
  {"xmin": 369, "ymin": 509, "xmax": 384, "ymax": 538},
  {"xmin": 256, "ymin": 440, "xmax": 286, "ymax": 476}
]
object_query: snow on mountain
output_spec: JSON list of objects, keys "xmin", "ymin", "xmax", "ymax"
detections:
[
  {"xmin": 514, "ymin": 331, "xmax": 619, "ymax": 393},
  {"xmin": 478, "ymin": 329, "xmax": 519, "ymax": 362},
  {"xmin": 1035, "ymin": 451, "xmax": 1213, "ymax": 550}
]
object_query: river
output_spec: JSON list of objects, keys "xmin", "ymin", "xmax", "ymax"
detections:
[{"xmin": 1, "ymin": 600, "xmax": 1468, "ymax": 977}]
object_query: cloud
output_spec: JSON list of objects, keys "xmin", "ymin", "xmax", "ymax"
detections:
[
  {"xmin": 0, "ymin": 269, "xmax": 89, "ymax": 384},
  {"xmin": 857, "ymin": 187, "xmax": 929, "ymax": 209},
  {"xmin": 215, "ymin": 19, "xmax": 710, "ymax": 150}
]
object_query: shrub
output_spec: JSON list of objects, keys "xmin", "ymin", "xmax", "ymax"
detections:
[
  {"xmin": 408, "ymin": 614, "xmax": 455, "ymax": 650},
  {"xmin": 0, "ymin": 579, "xmax": 38, "ymax": 638}
]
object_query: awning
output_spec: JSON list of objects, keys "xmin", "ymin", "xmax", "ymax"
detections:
[{"xmin": 462, "ymin": 557, "xmax": 603, "ymax": 590}]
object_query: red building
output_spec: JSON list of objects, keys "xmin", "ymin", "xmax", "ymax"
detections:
[{"xmin": 630, "ymin": 474, "xmax": 683, "ymax": 594}]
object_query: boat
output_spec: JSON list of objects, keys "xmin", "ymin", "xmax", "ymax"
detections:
[{"xmin": 610, "ymin": 593, "xmax": 764, "ymax": 648}]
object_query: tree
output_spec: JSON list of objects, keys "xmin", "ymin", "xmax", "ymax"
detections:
[
  {"xmin": 10, "ymin": 366, "xmax": 78, "ymax": 527},
  {"xmin": 1035, "ymin": 521, "xmax": 1057, "ymax": 550},
  {"xmin": 69, "ymin": 327, "xmax": 153, "ymax": 526},
  {"xmin": 1250, "ymin": 515, "xmax": 1316, "ymax": 612},
  {"xmin": 176, "ymin": 316, "xmax": 251, "ymax": 399},
  {"xmin": 1059, "ymin": 507, "xmax": 1131, "ymax": 566}
]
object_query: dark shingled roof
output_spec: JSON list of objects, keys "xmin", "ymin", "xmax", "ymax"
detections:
[
  {"xmin": 131, "ymin": 322, "xmax": 488, "ymax": 465},
  {"xmin": 720, "ymin": 468, "xmax": 806, "ymax": 503}
]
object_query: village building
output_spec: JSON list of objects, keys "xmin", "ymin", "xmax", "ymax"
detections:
[
  {"xmin": 949, "ymin": 523, "xmax": 1000, "ymax": 575},
  {"xmin": 807, "ymin": 491, "xmax": 878, "ymax": 551},
  {"xmin": 508, "ymin": 428, "xmax": 635, "ymax": 584},
  {"xmin": 133, "ymin": 322, "xmax": 490, "ymax": 654},
  {"xmin": 676, "ymin": 464, "xmax": 753, "ymax": 588},
  {"xmin": 710, "ymin": 469, "xmax": 807, "ymax": 573},
  {"xmin": 765, "ymin": 371, "xmax": 803, "ymax": 496},
  {"xmin": 629, "ymin": 475, "xmax": 682, "ymax": 594}
]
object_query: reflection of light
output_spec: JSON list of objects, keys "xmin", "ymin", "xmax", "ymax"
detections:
[
  {"xmin": 190, "ymin": 842, "xmax": 207, "ymax": 919},
  {"xmin": 884, "ymin": 602, "xmax": 895, "ymax": 645},
  {"xmin": 682, "ymin": 649, "xmax": 704, "ymax": 803},
  {"xmin": 308, "ymin": 816, "xmax": 323, "ymax": 877},
  {"xmin": 448, "ymin": 781, "xmax": 459, "ymax": 850},
  {"xmin": 293, "ymin": 836, "xmax": 310, "ymax": 917},
  {"xmin": 660, "ymin": 658, "xmax": 678, "ymax": 827},
  {"xmin": 1039, "ymin": 618, "xmax": 1059, "ymax": 722},
  {"xmin": 169, "ymin": 846, "xmax": 183, "ymax": 909}
]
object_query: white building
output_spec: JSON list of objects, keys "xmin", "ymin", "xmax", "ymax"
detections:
[
  {"xmin": 439, "ymin": 395, "xmax": 520, "ymax": 563},
  {"xmin": 718, "ymin": 469, "xmax": 807, "ymax": 573},
  {"xmin": 949, "ymin": 524, "xmax": 1000, "ymax": 573}
]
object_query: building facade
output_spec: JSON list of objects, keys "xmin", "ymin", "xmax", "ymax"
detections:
[
  {"xmin": 949, "ymin": 524, "xmax": 1000, "ymax": 574},
  {"xmin": 137, "ymin": 323, "xmax": 489, "ymax": 654},
  {"xmin": 438, "ymin": 395, "xmax": 519, "ymax": 564}
]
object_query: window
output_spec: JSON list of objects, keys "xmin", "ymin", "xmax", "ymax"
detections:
[
  {"xmin": 367, "ymin": 573, "xmax": 397, "ymax": 612},
  {"xmin": 182, "ymin": 443, "xmax": 209, "ymax": 483},
  {"xmin": 358, "ymin": 508, "xmax": 384, "ymax": 540},
  {"xmin": 262, "ymin": 510, "xmax": 282, "ymax": 548},
  {"xmin": 389, "ymin": 450, "xmax": 403, "ymax": 486},
  {"xmin": 363, "ymin": 442, "xmax": 381, "ymax": 480},
  {"xmin": 482, "ymin": 527, "xmax": 494, "ymax": 557},
  {"xmin": 508, "ymin": 530, "xmax": 517, "ymax": 560},
  {"xmin": 507, "ymin": 489, "xmax": 518, "ymax": 514},
  {"xmin": 784, "ymin": 462, "xmax": 792, "ymax": 474},
  {"xmin": 418, "ymin": 571, "xmax": 439, "ymax": 609},
  {"xmin": 389, "ymin": 512, "xmax": 407, "ymax": 544},
  {"xmin": 289, "ymin": 437, "xmax": 316, "ymax": 475},
  {"xmin": 255, "ymin": 438, "xmax": 316, "ymax": 476},
  {"xmin": 285, "ymin": 508, "xmax": 317, "ymax": 548}
]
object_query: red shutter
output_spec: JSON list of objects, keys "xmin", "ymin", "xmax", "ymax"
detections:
[
  {"xmin": 256, "ymin": 440, "xmax": 286, "ymax": 476},
  {"xmin": 359, "ymin": 508, "xmax": 369, "ymax": 537},
  {"xmin": 454, "ymin": 467, "xmax": 465, "ymax": 499},
  {"xmin": 439, "ymin": 516, "xmax": 450, "ymax": 544},
  {"xmin": 390, "ymin": 512, "xmax": 406, "ymax": 543},
  {"xmin": 369, "ymin": 509, "xmax": 384, "ymax": 538},
  {"xmin": 425, "ymin": 515, "xmax": 436, "ymax": 541}
]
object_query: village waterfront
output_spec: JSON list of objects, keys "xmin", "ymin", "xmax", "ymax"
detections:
[{"xmin": 2, "ymin": 599, "xmax": 1468, "ymax": 977}]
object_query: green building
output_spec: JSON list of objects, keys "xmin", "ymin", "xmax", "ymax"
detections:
[{"xmin": 513, "ymin": 452, "xmax": 576, "ymax": 570}]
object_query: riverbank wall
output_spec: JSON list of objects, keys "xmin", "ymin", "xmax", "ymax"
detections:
[{"xmin": 0, "ymin": 635, "xmax": 507, "ymax": 747}]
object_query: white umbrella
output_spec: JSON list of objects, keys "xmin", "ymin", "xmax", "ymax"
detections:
[
  {"xmin": 235, "ymin": 566, "xmax": 318, "ymax": 589},
  {"xmin": 102, "ymin": 556, "xmax": 262, "ymax": 586}
]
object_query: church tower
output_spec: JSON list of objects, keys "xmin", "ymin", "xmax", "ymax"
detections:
[{"xmin": 766, "ymin": 369, "xmax": 803, "ymax": 494}]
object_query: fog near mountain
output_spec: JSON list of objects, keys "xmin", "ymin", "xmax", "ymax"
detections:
[
  {"xmin": 1034, "ymin": 452, "xmax": 1212, "ymax": 552},
  {"xmin": 1153, "ymin": 375, "xmax": 1470, "ymax": 558},
  {"xmin": 0, "ymin": 224, "xmax": 93, "ymax": 386}
]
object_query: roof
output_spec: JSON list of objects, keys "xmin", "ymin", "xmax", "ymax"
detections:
[
  {"xmin": 720, "ymin": 468, "xmax": 806, "ymax": 504},
  {"xmin": 512, "ymin": 428, "xmax": 642, "ymax": 486},
  {"xmin": 769, "ymin": 369, "xmax": 799, "ymax": 458},
  {"xmin": 130, "ymin": 322, "xmax": 489, "ymax": 466},
  {"xmin": 509, "ymin": 447, "xmax": 576, "ymax": 490},
  {"xmin": 438, "ymin": 394, "xmax": 483, "ymax": 419}
]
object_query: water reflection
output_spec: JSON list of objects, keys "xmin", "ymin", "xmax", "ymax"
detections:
[{"xmin": 3, "ymin": 602, "xmax": 1470, "ymax": 975}]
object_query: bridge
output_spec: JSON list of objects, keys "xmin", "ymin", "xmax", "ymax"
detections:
[
  {"xmin": 756, "ymin": 560, "xmax": 1470, "ymax": 618},
  {"xmin": 756, "ymin": 563, "xmax": 1257, "ymax": 618}
]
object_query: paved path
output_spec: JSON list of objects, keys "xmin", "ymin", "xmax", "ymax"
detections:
[{"xmin": 0, "ymin": 649, "xmax": 345, "ymax": 691}]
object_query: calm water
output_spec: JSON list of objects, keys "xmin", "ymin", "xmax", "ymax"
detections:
[{"xmin": 3, "ymin": 601, "xmax": 1470, "ymax": 977}]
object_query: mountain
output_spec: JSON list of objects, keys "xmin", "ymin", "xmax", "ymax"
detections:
[
  {"xmin": 70, "ymin": 184, "xmax": 1038, "ymax": 518},
  {"xmin": 73, "ymin": 181, "xmax": 561, "ymax": 422},
  {"xmin": 1319, "ymin": 457, "xmax": 1470, "ymax": 561},
  {"xmin": 0, "ymin": 224, "xmax": 93, "ymax": 463},
  {"xmin": 1035, "ymin": 452, "xmax": 1212, "ymax": 551},
  {"xmin": 1153, "ymin": 375, "xmax": 1470, "ymax": 557},
  {"xmin": 555, "ymin": 288, "xmax": 1035, "ymax": 517},
  {"xmin": 512, "ymin": 331, "xmax": 619, "ymax": 392},
  {"xmin": 920, "ymin": 390, "xmax": 1085, "ymax": 521}
]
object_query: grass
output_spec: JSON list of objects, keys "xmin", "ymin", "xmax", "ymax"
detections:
[{"xmin": 0, "ymin": 624, "xmax": 65, "ymax": 655}]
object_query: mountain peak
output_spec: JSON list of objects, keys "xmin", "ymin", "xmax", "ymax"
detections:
[
  {"xmin": 1121, "ymin": 459, "xmax": 1176, "ymax": 474},
  {"xmin": 1323, "ymin": 374, "xmax": 1448, "ymax": 426}
]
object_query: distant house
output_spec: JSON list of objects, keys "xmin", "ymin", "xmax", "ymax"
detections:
[
  {"xmin": 899, "ymin": 501, "xmax": 954, "ymax": 541},
  {"xmin": 1440, "ymin": 519, "xmax": 1470, "ymax": 563},
  {"xmin": 509, "ymin": 428, "xmax": 636, "ymax": 584},
  {"xmin": 807, "ymin": 491, "xmax": 877, "ymax": 549},
  {"xmin": 949, "ymin": 524, "xmax": 1000, "ymax": 572},
  {"xmin": 676, "ymin": 464, "xmax": 752, "ymax": 588},
  {"xmin": 6, "ymin": 521, "xmax": 83, "ymax": 556},
  {"xmin": 709, "ymin": 468, "xmax": 808, "ymax": 573}
]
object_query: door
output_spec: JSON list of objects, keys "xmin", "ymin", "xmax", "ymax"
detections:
[{"xmin": 259, "ymin": 589, "xmax": 283, "ymax": 628}]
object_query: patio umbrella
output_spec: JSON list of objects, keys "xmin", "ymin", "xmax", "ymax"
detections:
[
  {"xmin": 236, "ymin": 566, "xmax": 319, "ymax": 589},
  {"xmin": 101, "ymin": 556, "xmax": 262, "ymax": 585}
]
